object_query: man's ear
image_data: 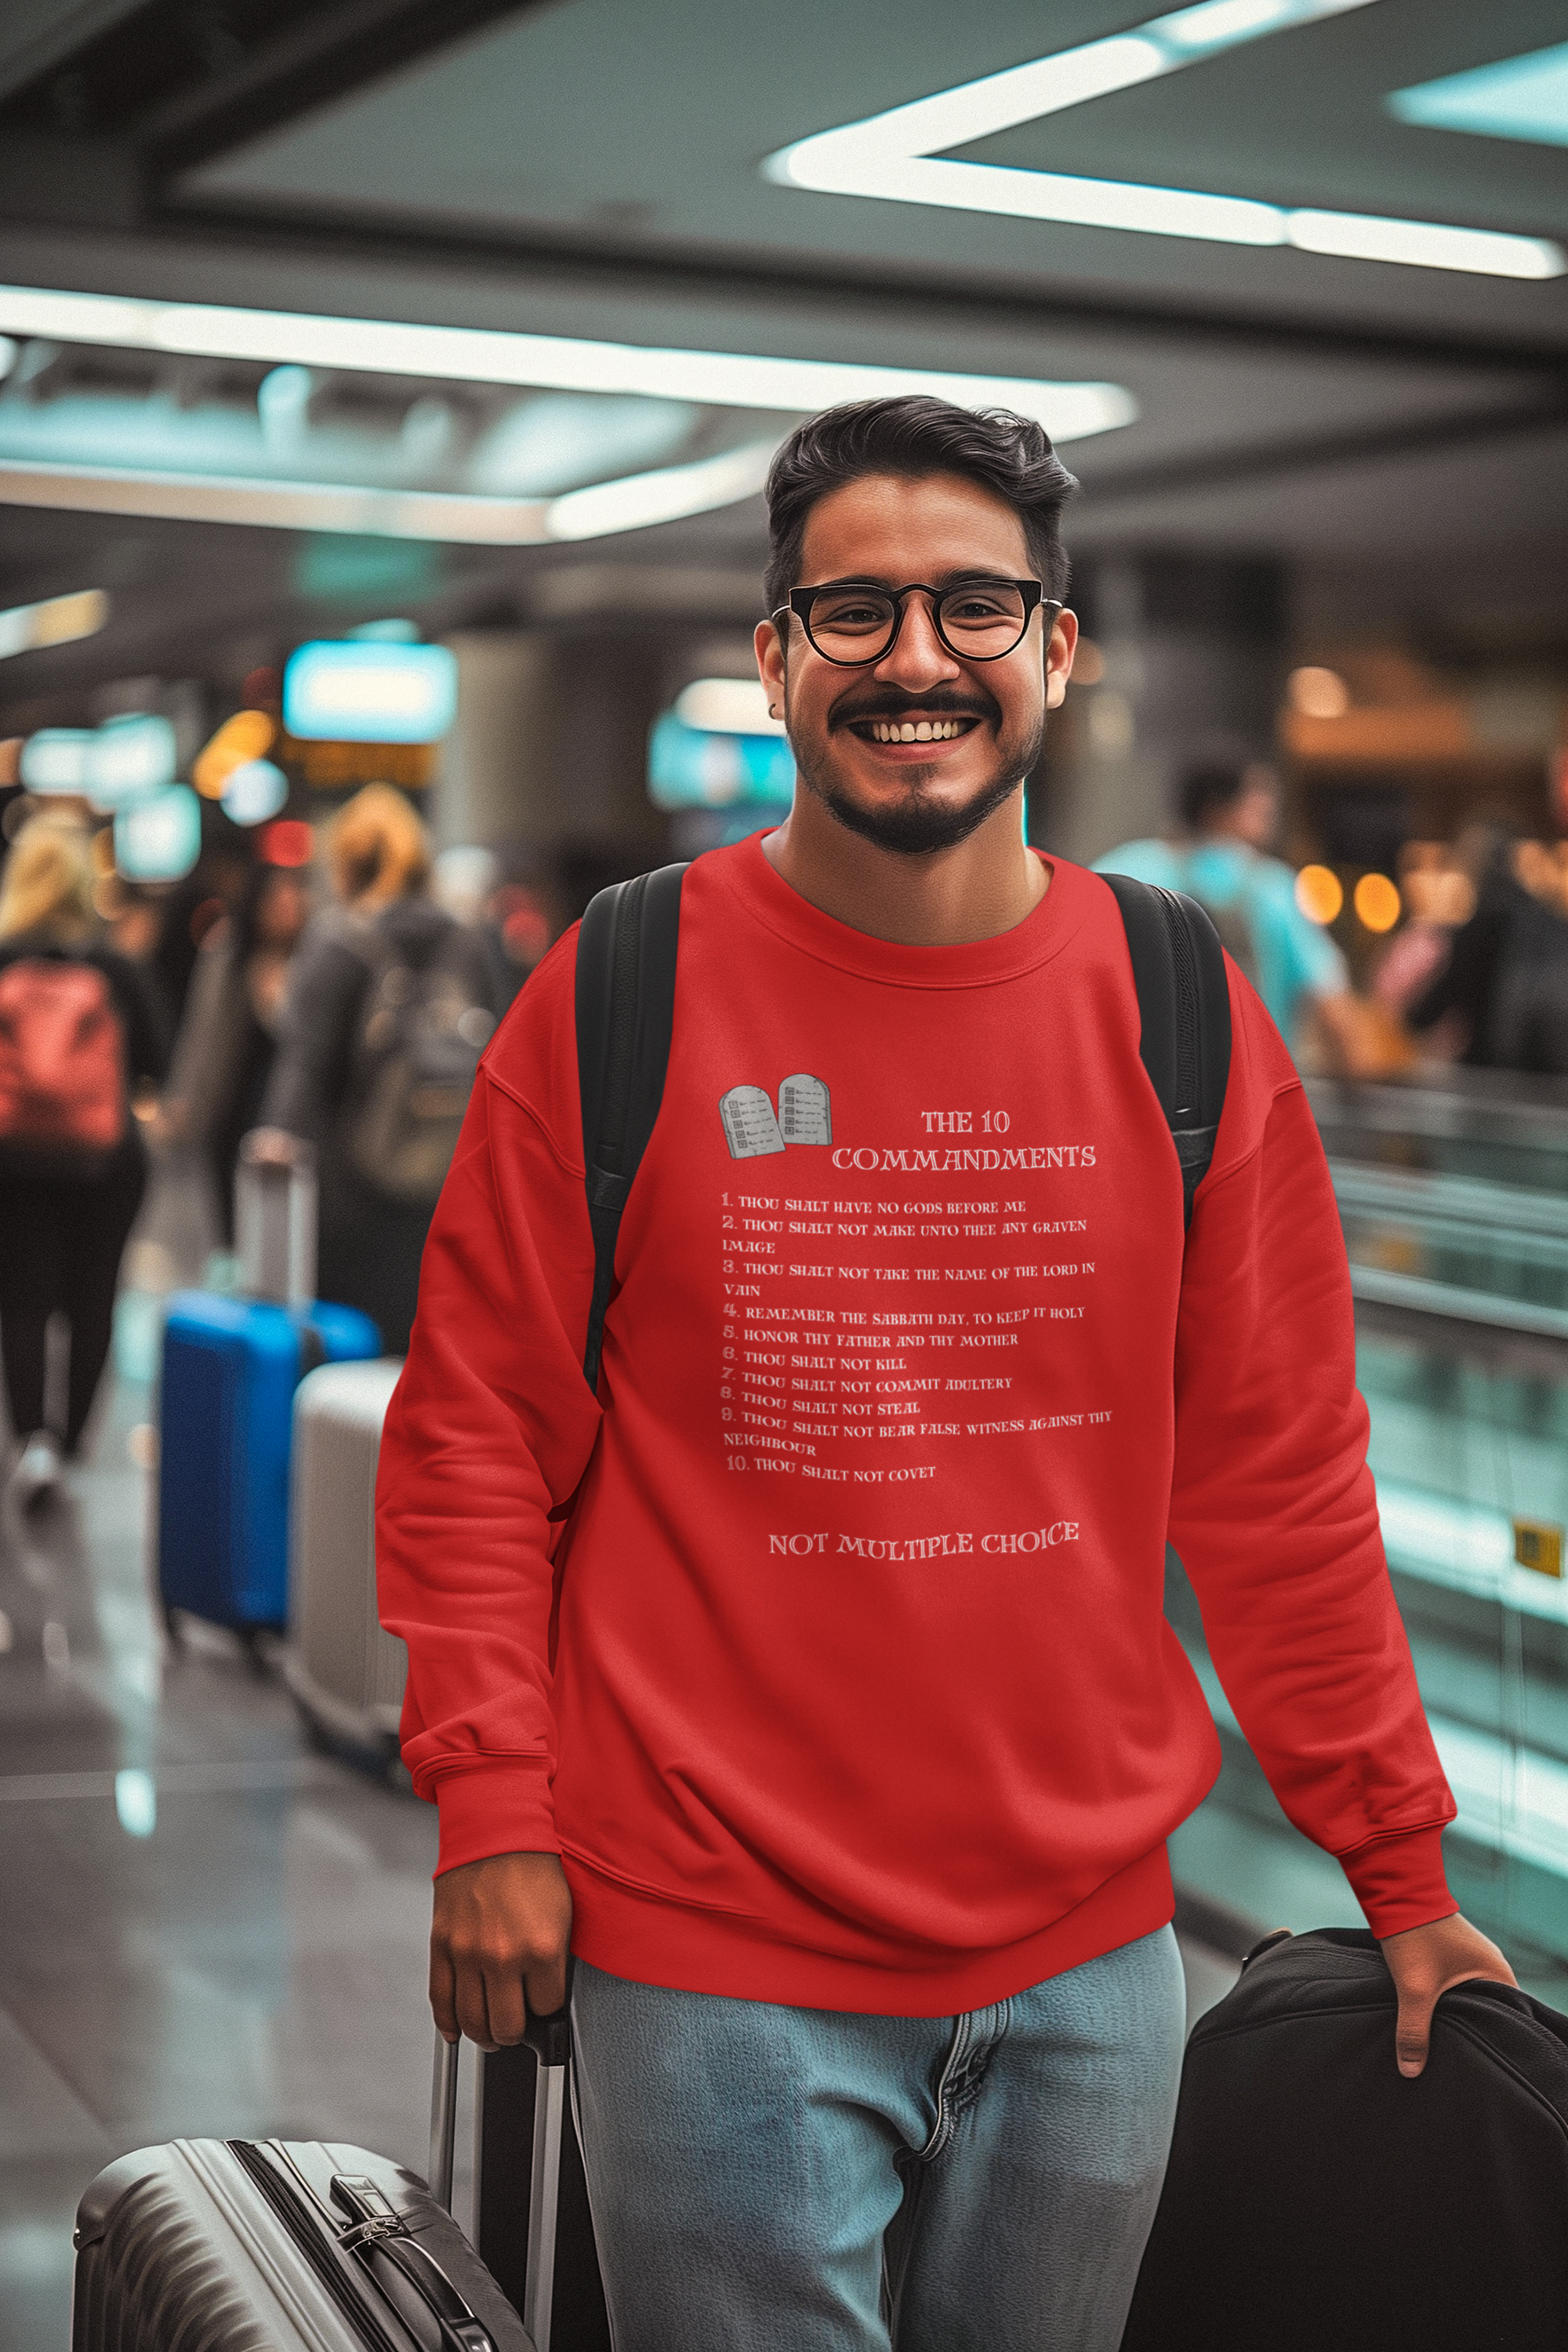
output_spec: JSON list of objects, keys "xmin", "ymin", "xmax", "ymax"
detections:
[
  {"xmin": 755, "ymin": 617, "xmax": 786, "ymax": 718},
  {"xmin": 1044, "ymin": 608, "xmax": 1079, "ymax": 713}
]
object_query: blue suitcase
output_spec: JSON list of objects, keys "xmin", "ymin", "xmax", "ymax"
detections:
[{"xmin": 158, "ymin": 1292, "xmax": 380, "ymax": 1641}]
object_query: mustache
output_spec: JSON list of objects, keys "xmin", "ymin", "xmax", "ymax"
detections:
[{"xmin": 829, "ymin": 685, "xmax": 999, "ymax": 730}]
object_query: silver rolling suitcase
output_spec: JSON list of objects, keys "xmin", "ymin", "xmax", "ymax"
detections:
[
  {"xmin": 72, "ymin": 2033, "xmax": 539, "ymax": 2351},
  {"xmin": 284, "ymin": 1356, "xmax": 407, "ymax": 1769}
]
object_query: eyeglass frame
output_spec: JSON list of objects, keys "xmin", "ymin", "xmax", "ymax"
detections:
[{"xmin": 772, "ymin": 576, "xmax": 1059, "ymax": 667}]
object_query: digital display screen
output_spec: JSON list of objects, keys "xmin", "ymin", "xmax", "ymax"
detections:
[
  {"xmin": 648, "ymin": 713, "xmax": 794, "ymax": 811},
  {"xmin": 282, "ymin": 641, "xmax": 458, "ymax": 744},
  {"xmin": 114, "ymin": 786, "xmax": 203, "ymax": 881},
  {"xmin": 89, "ymin": 713, "xmax": 178, "ymax": 810}
]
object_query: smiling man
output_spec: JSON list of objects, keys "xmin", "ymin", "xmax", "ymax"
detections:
[{"xmin": 377, "ymin": 397, "xmax": 1510, "ymax": 2352}]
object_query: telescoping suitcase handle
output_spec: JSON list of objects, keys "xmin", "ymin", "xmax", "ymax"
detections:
[
  {"xmin": 430, "ymin": 2001, "xmax": 573, "ymax": 2352},
  {"xmin": 236, "ymin": 1131, "xmax": 318, "ymax": 1306}
]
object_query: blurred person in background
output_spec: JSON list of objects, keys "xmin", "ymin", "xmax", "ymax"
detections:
[
  {"xmin": 162, "ymin": 855, "xmax": 311, "ymax": 1243},
  {"xmin": 253, "ymin": 784, "xmax": 496, "ymax": 1353},
  {"xmin": 431, "ymin": 846, "xmax": 569, "ymax": 1014},
  {"xmin": 1095, "ymin": 752, "xmax": 1400, "ymax": 1074},
  {"xmin": 0, "ymin": 817, "xmax": 168, "ymax": 1505},
  {"xmin": 1375, "ymin": 840, "xmax": 1479, "ymax": 1057},
  {"xmin": 1400, "ymin": 822, "xmax": 1513, "ymax": 1065},
  {"xmin": 103, "ymin": 884, "xmax": 166, "ymax": 981},
  {"xmin": 431, "ymin": 844, "xmax": 516, "ymax": 1017},
  {"xmin": 1471, "ymin": 836, "xmax": 1568, "ymax": 1076}
]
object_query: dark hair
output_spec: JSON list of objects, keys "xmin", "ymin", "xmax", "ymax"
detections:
[
  {"xmin": 763, "ymin": 397, "xmax": 1077, "ymax": 620},
  {"xmin": 1177, "ymin": 750, "xmax": 1263, "ymax": 833}
]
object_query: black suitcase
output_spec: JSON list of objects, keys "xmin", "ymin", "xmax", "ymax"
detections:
[
  {"xmin": 71, "ymin": 2010, "xmax": 599, "ymax": 2352},
  {"xmin": 1120, "ymin": 1926, "xmax": 1568, "ymax": 2352}
]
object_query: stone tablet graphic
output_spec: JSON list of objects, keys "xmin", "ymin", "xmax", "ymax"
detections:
[
  {"xmin": 778, "ymin": 1073, "xmax": 832, "ymax": 1146},
  {"xmin": 720, "ymin": 1085, "xmax": 786, "ymax": 1159}
]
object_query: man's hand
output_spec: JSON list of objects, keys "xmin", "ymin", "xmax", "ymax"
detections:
[
  {"xmin": 430, "ymin": 1852, "xmax": 572, "ymax": 2049},
  {"xmin": 1380, "ymin": 1912, "xmax": 1515, "ymax": 2078}
]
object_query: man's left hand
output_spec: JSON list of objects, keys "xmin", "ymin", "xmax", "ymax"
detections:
[{"xmin": 1379, "ymin": 1913, "xmax": 1516, "ymax": 2078}]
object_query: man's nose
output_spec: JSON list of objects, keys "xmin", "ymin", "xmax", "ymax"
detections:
[{"xmin": 873, "ymin": 595, "xmax": 960, "ymax": 691}]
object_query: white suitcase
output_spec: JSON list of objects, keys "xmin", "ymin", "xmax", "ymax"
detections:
[{"xmin": 285, "ymin": 1356, "xmax": 407, "ymax": 1770}]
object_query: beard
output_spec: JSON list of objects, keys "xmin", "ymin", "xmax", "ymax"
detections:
[{"xmin": 790, "ymin": 689, "xmax": 1046, "ymax": 857}]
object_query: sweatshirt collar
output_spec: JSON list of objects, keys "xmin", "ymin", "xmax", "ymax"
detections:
[{"xmin": 712, "ymin": 830, "xmax": 1088, "ymax": 991}]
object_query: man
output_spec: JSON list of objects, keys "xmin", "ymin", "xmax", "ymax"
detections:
[
  {"xmin": 1095, "ymin": 752, "xmax": 1358, "ymax": 1062},
  {"xmin": 378, "ymin": 397, "xmax": 1511, "ymax": 2351}
]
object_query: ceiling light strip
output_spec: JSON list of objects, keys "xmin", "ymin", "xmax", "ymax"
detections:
[
  {"xmin": 0, "ymin": 441, "xmax": 782, "ymax": 545},
  {"xmin": 0, "ymin": 286, "xmax": 1136, "ymax": 443},
  {"xmin": 764, "ymin": 0, "xmax": 1564, "ymax": 281},
  {"xmin": 0, "ymin": 586, "xmax": 110, "ymax": 658},
  {"xmin": 0, "ymin": 458, "xmax": 550, "ymax": 540}
]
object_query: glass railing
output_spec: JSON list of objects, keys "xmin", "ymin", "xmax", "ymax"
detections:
[
  {"xmin": 1308, "ymin": 1067, "xmax": 1568, "ymax": 1195},
  {"xmin": 1174, "ymin": 1073, "xmax": 1568, "ymax": 1981}
]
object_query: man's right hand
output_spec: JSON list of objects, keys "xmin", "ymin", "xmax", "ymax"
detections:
[{"xmin": 430, "ymin": 1851, "xmax": 573, "ymax": 2048}]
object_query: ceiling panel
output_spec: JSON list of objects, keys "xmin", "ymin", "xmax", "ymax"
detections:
[
  {"xmin": 0, "ymin": 0, "xmax": 143, "ymax": 100},
  {"xmin": 967, "ymin": 0, "xmax": 1568, "ymax": 232},
  {"xmin": 179, "ymin": 0, "xmax": 1568, "ymax": 344}
]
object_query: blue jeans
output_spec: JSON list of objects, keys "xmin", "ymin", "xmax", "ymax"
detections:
[{"xmin": 570, "ymin": 1926, "xmax": 1186, "ymax": 2351}]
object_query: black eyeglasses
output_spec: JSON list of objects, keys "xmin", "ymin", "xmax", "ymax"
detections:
[{"xmin": 775, "ymin": 577, "xmax": 1055, "ymax": 667}]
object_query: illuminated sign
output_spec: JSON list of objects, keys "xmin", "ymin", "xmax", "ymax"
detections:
[
  {"xmin": 282, "ymin": 641, "xmax": 457, "ymax": 744},
  {"xmin": 0, "ymin": 587, "xmax": 108, "ymax": 661},
  {"xmin": 89, "ymin": 713, "xmax": 177, "ymax": 811},
  {"xmin": 194, "ymin": 707, "xmax": 275, "ymax": 799},
  {"xmin": 221, "ymin": 758, "xmax": 289, "ymax": 826},
  {"xmin": 114, "ymin": 785, "xmax": 202, "ymax": 881},
  {"xmin": 674, "ymin": 677, "xmax": 783, "ymax": 735},
  {"xmin": 20, "ymin": 728, "xmax": 94, "ymax": 793},
  {"xmin": 648, "ymin": 713, "xmax": 794, "ymax": 811},
  {"xmin": 260, "ymin": 819, "xmax": 313, "ymax": 867}
]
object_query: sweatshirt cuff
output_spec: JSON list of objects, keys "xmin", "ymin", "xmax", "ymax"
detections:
[
  {"xmin": 1337, "ymin": 1824, "xmax": 1456, "ymax": 1939},
  {"xmin": 429, "ymin": 1762, "xmax": 558, "ymax": 1878}
]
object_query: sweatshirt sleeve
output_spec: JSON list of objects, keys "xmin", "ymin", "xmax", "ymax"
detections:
[
  {"xmin": 375, "ymin": 938, "xmax": 601, "ymax": 1875},
  {"xmin": 1168, "ymin": 975, "xmax": 1457, "ymax": 1940}
]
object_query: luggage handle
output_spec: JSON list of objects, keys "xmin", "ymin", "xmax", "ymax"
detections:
[
  {"xmin": 330, "ymin": 2172, "xmax": 497, "ymax": 2352},
  {"xmin": 234, "ymin": 2137, "xmax": 497, "ymax": 2352},
  {"xmin": 429, "ymin": 1991, "xmax": 574, "ymax": 2352},
  {"xmin": 428, "ymin": 2006, "xmax": 572, "ymax": 2208},
  {"xmin": 236, "ymin": 1131, "xmax": 318, "ymax": 1307}
]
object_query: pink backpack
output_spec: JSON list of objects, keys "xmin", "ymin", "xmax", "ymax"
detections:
[{"xmin": 0, "ymin": 959, "xmax": 126, "ymax": 1167}]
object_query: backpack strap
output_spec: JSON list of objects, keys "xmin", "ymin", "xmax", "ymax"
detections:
[
  {"xmin": 1100, "ymin": 872, "xmax": 1232, "ymax": 1229},
  {"xmin": 574, "ymin": 862, "xmax": 689, "ymax": 1392}
]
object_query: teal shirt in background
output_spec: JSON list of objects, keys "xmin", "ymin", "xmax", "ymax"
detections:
[{"xmin": 1091, "ymin": 839, "xmax": 1348, "ymax": 1047}]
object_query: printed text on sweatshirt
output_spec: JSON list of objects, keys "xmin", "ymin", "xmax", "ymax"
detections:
[{"xmin": 376, "ymin": 841, "xmax": 1455, "ymax": 2015}]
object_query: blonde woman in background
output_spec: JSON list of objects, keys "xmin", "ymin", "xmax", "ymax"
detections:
[
  {"xmin": 0, "ymin": 817, "xmax": 168, "ymax": 1504},
  {"xmin": 254, "ymin": 786, "xmax": 497, "ymax": 1353}
]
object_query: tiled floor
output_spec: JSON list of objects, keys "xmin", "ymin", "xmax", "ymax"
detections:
[{"xmin": 0, "ymin": 1314, "xmax": 463, "ymax": 2347}]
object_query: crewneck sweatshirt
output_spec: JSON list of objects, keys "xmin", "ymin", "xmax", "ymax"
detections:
[{"xmin": 376, "ymin": 839, "xmax": 1455, "ymax": 2015}]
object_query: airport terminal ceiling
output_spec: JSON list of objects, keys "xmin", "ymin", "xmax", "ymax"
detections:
[{"xmin": 1, "ymin": 0, "xmax": 1568, "ymax": 687}]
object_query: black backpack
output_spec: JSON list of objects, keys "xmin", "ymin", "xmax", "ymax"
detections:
[
  {"xmin": 572, "ymin": 862, "xmax": 1230, "ymax": 1391},
  {"xmin": 1120, "ymin": 1926, "xmax": 1568, "ymax": 2351},
  {"xmin": 343, "ymin": 915, "xmax": 495, "ymax": 1207}
]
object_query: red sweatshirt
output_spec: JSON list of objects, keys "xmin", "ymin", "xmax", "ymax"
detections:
[{"xmin": 376, "ymin": 839, "xmax": 1455, "ymax": 2015}]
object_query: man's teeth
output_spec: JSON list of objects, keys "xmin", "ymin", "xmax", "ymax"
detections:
[{"xmin": 869, "ymin": 718, "xmax": 965, "ymax": 742}]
